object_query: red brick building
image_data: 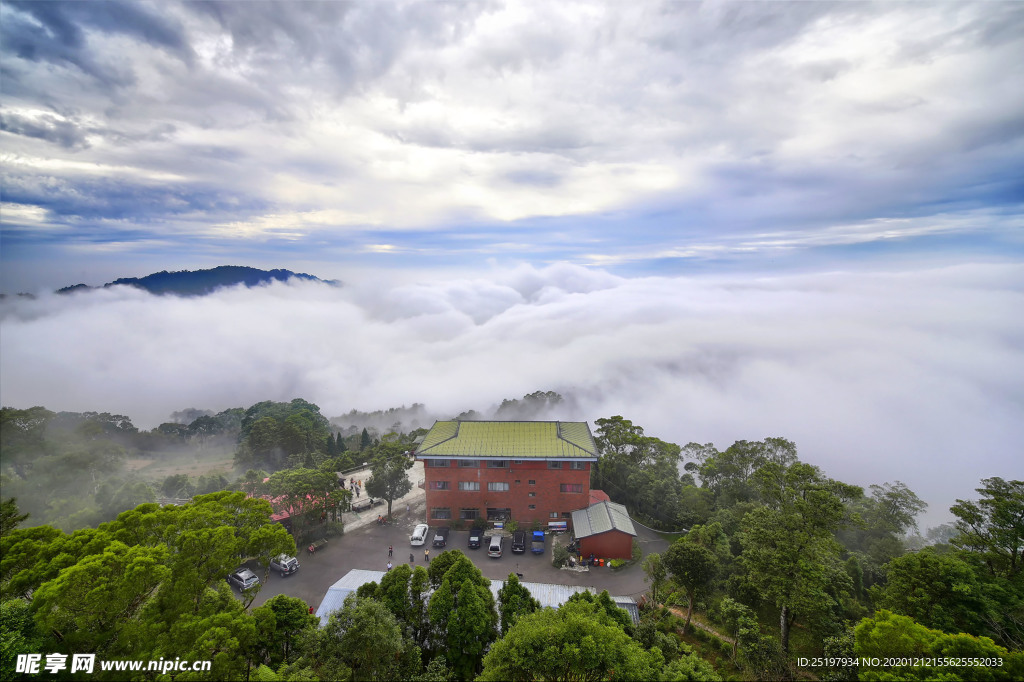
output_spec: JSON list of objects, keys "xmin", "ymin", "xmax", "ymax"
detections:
[
  {"xmin": 415, "ymin": 420, "xmax": 598, "ymax": 528},
  {"xmin": 571, "ymin": 499, "xmax": 638, "ymax": 560}
]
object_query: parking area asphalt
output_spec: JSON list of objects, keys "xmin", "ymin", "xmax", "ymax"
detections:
[{"xmin": 240, "ymin": 464, "xmax": 669, "ymax": 610}]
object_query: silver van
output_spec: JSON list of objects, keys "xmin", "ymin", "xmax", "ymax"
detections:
[{"xmin": 487, "ymin": 535, "xmax": 503, "ymax": 558}]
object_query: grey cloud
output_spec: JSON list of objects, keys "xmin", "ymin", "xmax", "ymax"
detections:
[
  {"xmin": 0, "ymin": 110, "xmax": 90, "ymax": 149},
  {"xmin": 2, "ymin": 0, "xmax": 190, "ymax": 87}
]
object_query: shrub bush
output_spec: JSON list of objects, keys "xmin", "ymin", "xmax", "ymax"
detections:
[{"xmin": 552, "ymin": 543, "xmax": 569, "ymax": 568}]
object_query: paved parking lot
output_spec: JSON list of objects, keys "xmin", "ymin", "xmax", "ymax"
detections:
[{"xmin": 238, "ymin": 467, "xmax": 668, "ymax": 610}]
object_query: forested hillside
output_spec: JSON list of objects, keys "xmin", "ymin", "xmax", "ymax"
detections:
[
  {"xmin": 2, "ymin": 399, "xmax": 1021, "ymax": 680},
  {"xmin": 55, "ymin": 266, "xmax": 338, "ymax": 297}
]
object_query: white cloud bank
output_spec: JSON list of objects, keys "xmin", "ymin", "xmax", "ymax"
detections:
[{"xmin": 1, "ymin": 262, "xmax": 1021, "ymax": 526}]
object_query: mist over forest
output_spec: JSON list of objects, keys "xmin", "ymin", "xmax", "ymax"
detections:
[{"xmin": 2, "ymin": 262, "xmax": 1021, "ymax": 532}]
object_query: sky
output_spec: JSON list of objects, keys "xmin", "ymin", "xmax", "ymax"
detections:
[{"xmin": 1, "ymin": 1, "xmax": 1023, "ymax": 528}]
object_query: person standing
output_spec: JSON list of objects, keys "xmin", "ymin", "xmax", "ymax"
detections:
[
  {"xmin": 388, "ymin": 545, "xmax": 393, "ymax": 557},
  {"xmin": 424, "ymin": 548, "xmax": 430, "ymax": 563},
  {"xmin": 387, "ymin": 561, "xmax": 393, "ymax": 571},
  {"xmin": 410, "ymin": 552, "xmax": 415, "ymax": 564}
]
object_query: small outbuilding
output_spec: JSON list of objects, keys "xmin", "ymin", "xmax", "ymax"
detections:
[{"xmin": 571, "ymin": 499, "xmax": 637, "ymax": 561}]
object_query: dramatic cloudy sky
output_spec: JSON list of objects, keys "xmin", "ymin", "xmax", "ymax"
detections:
[{"xmin": 1, "ymin": 1, "xmax": 1022, "ymax": 526}]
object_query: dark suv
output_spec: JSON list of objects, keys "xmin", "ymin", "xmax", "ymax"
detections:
[
  {"xmin": 511, "ymin": 530, "xmax": 527, "ymax": 553},
  {"xmin": 468, "ymin": 529, "xmax": 483, "ymax": 549}
]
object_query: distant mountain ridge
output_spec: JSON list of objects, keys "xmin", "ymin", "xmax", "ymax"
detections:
[{"xmin": 57, "ymin": 266, "xmax": 340, "ymax": 296}]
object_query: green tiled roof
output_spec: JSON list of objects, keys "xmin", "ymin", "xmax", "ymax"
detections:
[{"xmin": 416, "ymin": 421, "xmax": 598, "ymax": 459}]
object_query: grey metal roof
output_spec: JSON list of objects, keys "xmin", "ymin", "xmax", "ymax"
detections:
[
  {"xmin": 315, "ymin": 569, "xmax": 638, "ymax": 626},
  {"xmin": 488, "ymin": 578, "xmax": 639, "ymax": 624},
  {"xmin": 571, "ymin": 500, "xmax": 637, "ymax": 539}
]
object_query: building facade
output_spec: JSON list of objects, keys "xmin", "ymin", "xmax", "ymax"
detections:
[{"xmin": 415, "ymin": 420, "xmax": 598, "ymax": 527}]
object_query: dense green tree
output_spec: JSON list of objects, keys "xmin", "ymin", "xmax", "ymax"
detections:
[
  {"xmin": 855, "ymin": 610, "xmax": 1024, "ymax": 681},
  {"xmin": 658, "ymin": 653, "xmax": 723, "ymax": 681},
  {"xmin": 740, "ymin": 460, "xmax": 860, "ymax": 652},
  {"xmin": 1, "ymin": 525, "xmax": 87, "ymax": 601},
  {"xmin": 478, "ymin": 598, "xmax": 663, "ymax": 682},
  {"xmin": 565, "ymin": 590, "xmax": 633, "ymax": 632},
  {"xmin": 427, "ymin": 553, "xmax": 497, "ymax": 678},
  {"xmin": 365, "ymin": 436, "xmax": 413, "ymax": 518},
  {"xmin": 870, "ymin": 548, "xmax": 986, "ymax": 634},
  {"xmin": 865, "ymin": 481, "xmax": 928, "ymax": 535},
  {"xmin": 0, "ymin": 599, "xmax": 45, "ymax": 676},
  {"xmin": 714, "ymin": 596, "xmax": 756, "ymax": 660},
  {"xmin": 643, "ymin": 551, "xmax": 668, "ymax": 604},
  {"xmin": 160, "ymin": 473, "xmax": 195, "ymax": 499},
  {"xmin": 320, "ymin": 595, "xmax": 407, "ymax": 681},
  {"xmin": 951, "ymin": 477, "xmax": 1024, "ymax": 578},
  {"xmin": 378, "ymin": 563, "xmax": 414, "ymax": 624},
  {"xmin": 497, "ymin": 573, "xmax": 540, "ymax": 635},
  {"xmin": 359, "ymin": 428, "xmax": 372, "ymax": 450},
  {"xmin": 664, "ymin": 541, "xmax": 716, "ymax": 629},
  {"xmin": 408, "ymin": 565, "xmax": 431, "ymax": 647},
  {"xmin": 0, "ymin": 497, "xmax": 29, "ymax": 534},
  {"xmin": 32, "ymin": 541, "xmax": 170, "ymax": 654},
  {"xmin": 252, "ymin": 595, "xmax": 318, "ymax": 666},
  {"xmin": 426, "ymin": 549, "xmax": 467, "ymax": 589},
  {"xmin": 696, "ymin": 438, "xmax": 798, "ymax": 507}
]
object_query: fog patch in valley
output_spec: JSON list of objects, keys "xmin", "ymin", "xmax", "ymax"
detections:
[{"xmin": 1, "ymin": 262, "xmax": 1021, "ymax": 527}]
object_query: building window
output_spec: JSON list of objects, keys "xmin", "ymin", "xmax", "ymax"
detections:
[
  {"xmin": 570, "ymin": 461, "xmax": 586, "ymax": 470},
  {"xmin": 430, "ymin": 481, "xmax": 450, "ymax": 490},
  {"xmin": 562, "ymin": 512, "xmax": 572, "ymax": 519},
  {"xmin": 487, "ymin": 460, "xmax": 508, "ymax": 468},
  {"xmin": 487, "ymin": 482, "xmax": 510, "ymax": 492},
  {"xmin": 548, "ymin": 461, "xmax": 562, "ymax": 469},
  {"xmin": 528, "ymin": 492, "xmax": 536, "ymax": 497},
  {"xmin": 528, "ymin": 504, "xmax": 536, "ymax": 510},
  {"xmin": 513, "ymin": 459, "xmax": 524, "ymax": 464},
  {"xmin": 427, "ymin": 459, "xmax": 449, "ymax": 468},
  {"xmin": 460, "ymin": 508, "xmax": 480, "ymax": 520},
  {"xmin": 528, "ymin": 480, "xmax": 536, "ymax": 485},
  {"xmin": 458, "ymin": 481, "xmax": 480, "ymax": 491},
  {"xmin": 487, "ymin": 508, "xmax": 512, "ymax": 521},
  {"xmin": 550, "ymin": 512, "xmax": 559, "ymax": 519},
  {"xmin": 431, "ymin": 507, "xmax": 451, "ymax": 520},
  {"xmin": 458, "ymin": 459, "xmax": 478, "ymax": 468},
  {"xmin": 560, "ymin": 483, "xmax": 583, "ymax": 493}
]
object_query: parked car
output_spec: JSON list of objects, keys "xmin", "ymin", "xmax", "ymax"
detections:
[
  {"xmin": 227, "ymin": 568, "xmax": 260, "ymax": 590},
  {"xmin": 432, "ymin": 526, "xmax": 450, "ymax": 548},
  {"xmin": 468, "ymin": 529, "xmax": 483, "ymax": 549},
  {"xmin": 270, "ymin": 553, "xmax": 299, "ymax": 576},
  {"xmin": 511, "ymin": 530, "xmax": 527, "ymax": 553},
  {"xmin": 488, "ymin": 535, "xmax": 503, "ymax": 558},
  {"xmin": 531, "ymin": 530, "xmax": 546, "ymax": 554},
  {"xmin": 410, "ymin": 523, "xmax": 429, "ymax": 546}
]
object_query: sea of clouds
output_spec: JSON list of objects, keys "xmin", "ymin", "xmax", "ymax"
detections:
[{"xmin": 2, "ymin": 261, "xmax": 1021, "ymax": 527}]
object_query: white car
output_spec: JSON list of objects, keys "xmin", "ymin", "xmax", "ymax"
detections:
[{"xmin": 410, "ymin": 523, "xmax": 429, "ymax": 546}]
